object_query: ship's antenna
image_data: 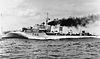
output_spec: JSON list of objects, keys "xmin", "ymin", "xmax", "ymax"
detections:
[{"xmin": 47, "ymin": 12, "xmax": 48, "ymax": 18}]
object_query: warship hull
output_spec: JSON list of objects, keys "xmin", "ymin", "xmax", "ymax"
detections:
[{"xmin": 1, "ymin": 32, "xmax": 99, "ymax": 40}]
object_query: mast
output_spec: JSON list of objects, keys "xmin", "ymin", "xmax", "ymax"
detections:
[{"xmin": 46, "ymin": 12, "xmax": 50, "ymax": 26}]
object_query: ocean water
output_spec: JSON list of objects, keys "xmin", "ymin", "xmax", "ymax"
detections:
[{"xmin": 0, "ymin": 38, "xmax": 100, "ymax": 59}]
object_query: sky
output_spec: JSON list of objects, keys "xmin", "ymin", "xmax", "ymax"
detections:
[{"xmin": 0, "ymin": 0, "xmax": 100, "ymax": 35}]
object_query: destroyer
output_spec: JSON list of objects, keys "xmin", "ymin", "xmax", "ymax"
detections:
[{"xmin": 1, "ymin": 13, "xmax": 100, "ymax": 39}]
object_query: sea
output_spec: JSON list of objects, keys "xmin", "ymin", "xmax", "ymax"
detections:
[{"xmin": 0, "ymin": 38, "xmax": 100, "ymax": 59}]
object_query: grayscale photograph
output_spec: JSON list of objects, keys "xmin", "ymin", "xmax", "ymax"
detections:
[{"xmin": 0, "ymin": 0, "xmax": 100, "ymax": 59}]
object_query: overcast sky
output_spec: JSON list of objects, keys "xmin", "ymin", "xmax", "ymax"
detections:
[{"xmin": 0, "ymin": 0, "xmax": 100, "ymax": 35}]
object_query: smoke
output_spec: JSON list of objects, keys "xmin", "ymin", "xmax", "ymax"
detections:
[
  {"xmin": 48, "ymin": 14, "xmax": 100, "ymax": 28},
  {"xmin": 47, "ymin": 19, "xmax": 59, "ymax": 26}
]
